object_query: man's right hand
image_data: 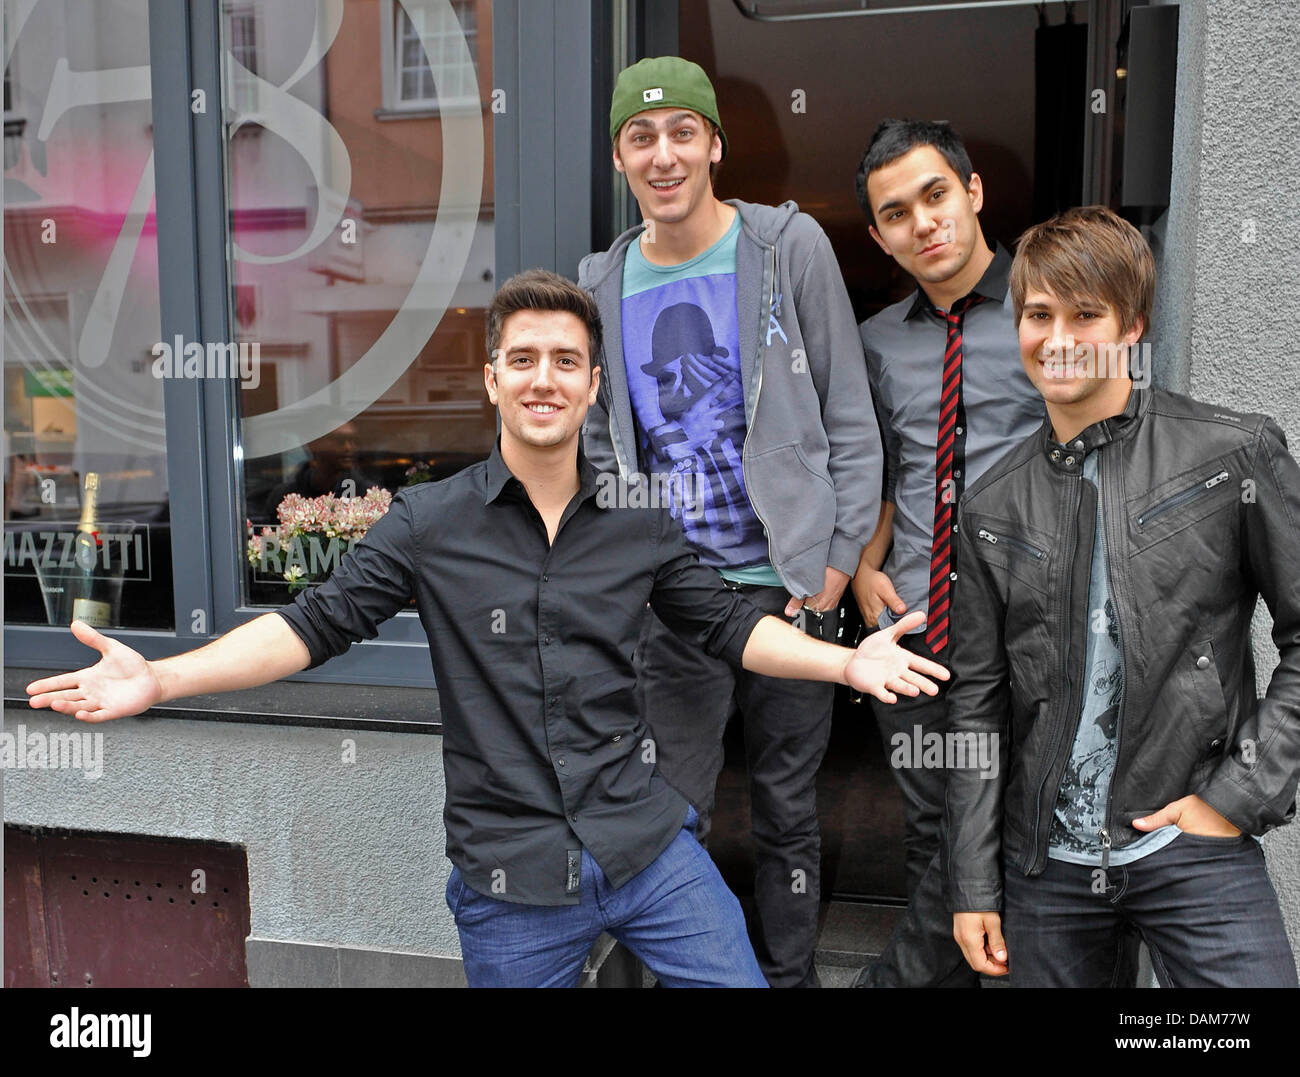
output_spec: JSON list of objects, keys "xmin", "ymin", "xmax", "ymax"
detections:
[
  {"xmin": 852, "ymin": 568, "xmax": 907, "ymax": 625},
  {"xmin": 26, "ymin": 620, "xmax": 162, "ymax": 723},
  {"xmin": 953, "ymin": 911, "xmax": 1008, "ymax": 976}
]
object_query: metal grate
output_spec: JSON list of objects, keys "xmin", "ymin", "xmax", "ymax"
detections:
[{"xmin": 5, "ymin": 826, "xmax": 251, "ymax": 987}]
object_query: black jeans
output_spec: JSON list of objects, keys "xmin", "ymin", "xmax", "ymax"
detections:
[
  {"xmin": 855, "ymin": 629, "xmax": 1141, "ymax": 988},
  {"xmin": 1004, "ymin": 832, "xmax": 1299, "ymax": 987},
  {"xmin": 635, "ymin": 582, "xmax": 835, "ymax": 988},
  {"xmin": 855, "ymin": 632, "xmax": 979, "ymax": 987}
]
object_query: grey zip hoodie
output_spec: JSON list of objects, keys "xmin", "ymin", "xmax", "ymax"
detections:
[{"xmin": 579, "ymin": 198, "xmax": 883, "ymax": 598}]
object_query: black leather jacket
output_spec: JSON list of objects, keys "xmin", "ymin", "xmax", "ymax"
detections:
[{"xmin": 943, "ymin": 385, "xmax": 1300, "ymax": 913}]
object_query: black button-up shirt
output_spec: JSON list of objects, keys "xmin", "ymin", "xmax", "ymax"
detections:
[{"xmin": 276, "ymin": 443, "xmax": 767, "ymax": 905}]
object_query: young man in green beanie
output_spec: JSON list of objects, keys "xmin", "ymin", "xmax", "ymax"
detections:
[{"xmin": 580, "ymin": 56, "xmax": 885, "ymax": 987}]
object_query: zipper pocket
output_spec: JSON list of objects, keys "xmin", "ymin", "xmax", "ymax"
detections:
[
  {"xmin": 976, "ymin": 528, "xmax": 1046, "ymax": 560},
  {"xmin": 1137, "ymin": 470, "xmax": 1230, "ymax": 526}
]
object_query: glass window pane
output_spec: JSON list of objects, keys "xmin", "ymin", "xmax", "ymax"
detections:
[
  {"xmin": 220, "ymin": 0, "xmax": 494, "ymax": 606},
  {"xmin": 3, "ymin": 0, "xmax": 175, "ymax": 630}
]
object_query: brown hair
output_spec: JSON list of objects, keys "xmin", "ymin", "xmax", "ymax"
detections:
[
  {"xmin": 704, "ymin": 118, "xmax": 723, "ymax": 184},
  {"xmin": 486, "ymin": 268, "xmax": 603, "ymax": 371},
  {"xmin": 1009, "ymin": 206, "xmax": 1155, "ymax": 334}
]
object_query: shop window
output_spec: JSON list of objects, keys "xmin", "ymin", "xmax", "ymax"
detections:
[{"xmin": 3, "ymin": 0, "xmax": 175, "ymax": 630}]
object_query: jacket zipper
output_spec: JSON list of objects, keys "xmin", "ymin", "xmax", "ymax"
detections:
[
  {"xmin": 976, "ymin": 528, "xmax": 1045, "ymax": 560},
  {"xmin": 606, "ymin": 255, "xmax": 632, "ymax": 482},
  {"xmin": 1028, "ymin": 468, "xmax": 1087, "ymax": 873},
  {"xmin": 1099, "ymin": 446, "xmax": 1131, "ymax": 872},
  {"xmin": 608, "ymin": 407, "xmax": 629, "ymax": 482},
  {"xmin": 741, "ymin": 242, "xmax": 779, "ymax": 578},
  {"xmin": 1136, "ymin": 470, "xmax": 1229, "ymax": 526}
]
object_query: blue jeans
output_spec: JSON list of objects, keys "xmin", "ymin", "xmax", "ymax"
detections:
[
  {"xmin": 1003, "ymin": 831, "xmax": 1299, "ymax": 987},
  {"xmin": 446, "ymin": 807, "xmax": 768, "ymax": 987}
]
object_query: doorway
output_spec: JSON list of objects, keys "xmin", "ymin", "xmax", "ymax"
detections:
[{"xmin": 675, "ymin": 0, "xmax": 1095, "ymax": 901}]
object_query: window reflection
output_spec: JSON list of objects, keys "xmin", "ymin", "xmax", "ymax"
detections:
[
  {"xmin": 3, "ymin": 0, "xmax": 174, "ymax": 629},
  {"xmin": 222, "ymin": 0, "xmax": 494, "ymax": 605}
]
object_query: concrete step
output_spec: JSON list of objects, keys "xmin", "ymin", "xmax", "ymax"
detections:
[{"xmin": 814, "ymin": 900, "xmax": 904, "ymax": 969}]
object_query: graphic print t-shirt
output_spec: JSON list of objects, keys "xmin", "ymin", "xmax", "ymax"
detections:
[
  {"xmin": 621, "ymin": 215, "xmax": 769, "ymax": 571},
  {"xmin": 1047, "ymin": 449, "xmax": 1178, "ymax": 866}
]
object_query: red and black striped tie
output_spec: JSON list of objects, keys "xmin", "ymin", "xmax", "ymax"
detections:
[{"xmin": 926, "ymin": 294, "xmax": 984, "ymax": 653}]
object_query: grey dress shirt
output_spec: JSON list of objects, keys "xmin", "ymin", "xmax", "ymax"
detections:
[{"xmin": 860, "ymin": 244, "xmax": 1045, "ymax": 632}]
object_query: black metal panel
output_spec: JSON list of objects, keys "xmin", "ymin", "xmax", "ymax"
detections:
[
  {"xmin": 149, "ymin": 0, "xmax": 216, "ymax": 640},
  {"xmin": 493, "ymin": 0, "xmax": 523, "ymax": 285},
  {"xmin": 190, "ymin": 0, "xmax": 247, "ymax": 637},
  {"xmin": 553, "ymin": 0, "xmax": 597, "ymax": 278},
  {"xmin": 1121, "ymin": 4, "xmax": 1179, "ymax": 208}
]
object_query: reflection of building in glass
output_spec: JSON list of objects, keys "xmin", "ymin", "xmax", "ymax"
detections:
[
  {"xmin": 3, "ymin": 0, "xmax": 174, "ymax": 628},
  {"xmin": 228, "ymin": 1, "xmax": 497, "ymax": 606}
]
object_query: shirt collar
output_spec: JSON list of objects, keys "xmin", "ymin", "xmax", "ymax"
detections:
[
  {"xmin": 483, "ymin": 437, "xmax": 602, "ymax": 506},
  {"xmin": 1039, "ymin": 383, "xmax": 1150, "ymax": 471},
  {"xmin": 904, "ymin": 241, "xmax": 1012, "ymax": 321}
]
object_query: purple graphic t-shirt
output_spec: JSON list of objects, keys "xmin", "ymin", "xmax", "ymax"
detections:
[{"xmin": 620, "ymin": 216, "xmax": 768, "ymax": 570}]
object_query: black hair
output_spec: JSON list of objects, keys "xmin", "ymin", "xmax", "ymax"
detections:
[{"xmin": 854, "ymin": 119, "xmax": 974, "ymax": 223}]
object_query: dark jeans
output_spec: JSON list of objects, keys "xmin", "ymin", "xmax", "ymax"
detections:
[
  {"xmin": 635, "ymin": 582, "xmax": 835, "ymax": 988},
  {"xmin": 855, "ymin": 628, "xmax": 1139, "ymax": 988},
  {"xmin": 855, "ymin": 632, "xmax": 979, "ymax": 987},
  {"xmin": 1004, "ymin": 831, "xmax": 1298, "ymax": 987}
]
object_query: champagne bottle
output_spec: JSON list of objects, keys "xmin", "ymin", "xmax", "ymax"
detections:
[{"xmin": 70, "ymin": 471, "xmax": 112, "ymax": 627}]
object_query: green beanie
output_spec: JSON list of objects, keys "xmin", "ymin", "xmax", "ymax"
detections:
[{"xmin": 609, "ymin": 56, "xmax": 727, "ymax": 158}]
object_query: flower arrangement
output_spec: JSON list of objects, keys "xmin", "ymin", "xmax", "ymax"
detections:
[
  {"xmin": 403, "ymin": 460, "xmax": 436, "ymax": 486},
  {"xmin": 247, "ymin": 486, "xmax": 393, "ymax": 593}
]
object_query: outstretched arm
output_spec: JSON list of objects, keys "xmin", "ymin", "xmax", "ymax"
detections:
[
  {"xmin": 27, "ymin": 614, "xmax": 311, "ymax": 723},
  {"xmin": 742, "ymin": 609, "xmax": 948, "ymax": 703},
  {"xmin": 27, "ymin": 486, "xmax": 420, "ymax": 723},
  {"xmin": 649, "ymin": 503, "xmax": 946, "ymax": 701}
]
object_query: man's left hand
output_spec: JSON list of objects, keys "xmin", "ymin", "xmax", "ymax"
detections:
[
  {"xmin": 842, "ymin": 610, "xmax": 949, "ymax": 703},
  {"xmin": 1132, "ymin": 794, "xmax": 1242, "ymax": 837},
  {"xmin": 785, "ymin": 566, "xmax": 851, "ymax": 618}
]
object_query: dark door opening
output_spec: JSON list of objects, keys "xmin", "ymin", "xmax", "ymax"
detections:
[{"xmin": 674, "ymin": 0, "xmax": 1096, "ymax": 901}]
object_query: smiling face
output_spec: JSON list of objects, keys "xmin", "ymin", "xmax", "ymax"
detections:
[
  {"xmin": 866, "ymin": 144, "xmax": 985, "ymax": 292},
  {"xmin": 613, "ymin": 107, "xmax": 722, "ymax": 228},
  {"xmin": 1018, "ymin": 287, "xmax": 1143, "ymax": 409},
  {"xmin": 485, "ymin": 310, "xmax": 601, "ymax": 455}
]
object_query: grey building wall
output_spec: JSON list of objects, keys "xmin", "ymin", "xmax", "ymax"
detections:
[
  {"xmin": 3, "ymin": 708, "xmax": 465, "ymax": 984},
  {"xmin": 1151, "ymin": 0, "xmax": 1300, "ymax": 975}
]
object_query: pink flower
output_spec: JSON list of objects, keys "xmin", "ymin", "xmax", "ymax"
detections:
[{"xmin": 250, "ymin": 485, "xmax": 394, "ymax": 577}]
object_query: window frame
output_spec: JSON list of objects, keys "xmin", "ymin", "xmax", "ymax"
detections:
[{"xmin": 376, "ymin": 0, "xmax": 481, "ymax": 119}]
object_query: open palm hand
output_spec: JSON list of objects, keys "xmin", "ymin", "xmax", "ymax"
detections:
[
  {"xmin": 844, "ymin": 610, "xmax": 950, "ymax": 703},
  {"xmin": 26, "ymin": 620, "xmax": 162, "ymax": 722}
]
